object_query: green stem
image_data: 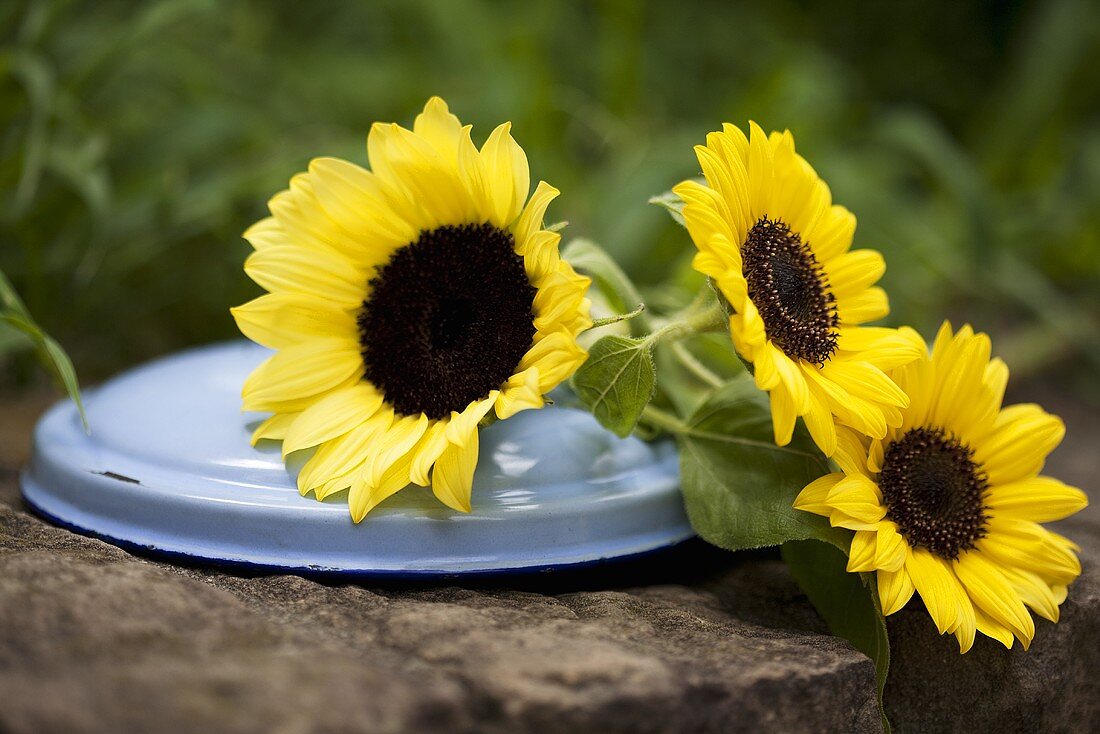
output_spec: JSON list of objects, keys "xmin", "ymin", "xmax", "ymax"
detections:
[
  {"xmin": 639, "ymin": 404, "xmax": 690, "ymax": 435},
  {"xmin": 670, "ymin": 341, "xmax": 725, "ymax": 388},
  {"xmin": 589, "ymin": 303, "xmax": 646, "ymax": 329},
  {"xmin": 643, "ymin": 302, "xmax": 726, "ymax": 347}
]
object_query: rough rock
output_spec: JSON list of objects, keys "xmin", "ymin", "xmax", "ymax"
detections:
[
  {"xmin": 884, "ymin": 515, "xmax": 1100, "ymax": 733},
  {"xmin": 0, "ymin": 390, "xmax": 1096, "ymax": 733}
]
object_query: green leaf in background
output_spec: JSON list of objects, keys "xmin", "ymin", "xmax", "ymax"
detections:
[
  {"xmin": 0, "ymin": 323, "xmax": 32, "ymax": 353},
  {"xmin": 0, "ymin": 270, "xmax": 89, "ymax": 433},
  {"xmin": 678, "ymin": 376, "xmax": 848, "ymax": 550},
  {"xmin": 648, "ymin": 189, "xmax": 686, "ymax": 228},
  {"xmin": 571, "ymin": 334, "xmax": 656, "ymax": 438},
  {"xmin": 652, "ymin": 332, "xmax": 744, "ymax": 416},
  {"xmin": 782, "ymin": 539, "xmax": 892, "ymax": 733},
  {"xmin": 561, "ymin": 239, "xmax": 650, "ymax": 331}
]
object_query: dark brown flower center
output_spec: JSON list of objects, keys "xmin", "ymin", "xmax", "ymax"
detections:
[
  {"xmin": 878, "ymin": 426, "xmax": 988, "ymax": 559},
  {"xmin": 358, "ymin": 223, "xmax": 536, "ymax": 419},
  {"xmin": 741, "ymin": 217, "xmax": 838, "ymax": 365}
]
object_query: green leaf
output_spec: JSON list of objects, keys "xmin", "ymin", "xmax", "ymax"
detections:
[
  {"xmin": 0, "ymin": 270, "xmax": 89, "ymax": 433},
  {"xmin": 0, "ymin": 269, "xmax": 31, "ymax": 315},
  {"xmin": 0, "ymin": 322, "xmax": 33, "ymax": 354},
  {"xmin": 782, "ymin": 540, "xmax": 892, "ymax": 733},
  {"xmin": 561, "ymin": 239, "xmax": 649, "ymax": 330},
  {"xmin": 571, "ymin": 335, "xmax": 656, "ymax": 438},
  {"xmin": 648, "ymin": 187, "xmax": 688, "ymax": 227},
  {"xmin": 40, "ymin": 333, "xmax": 91, "ymax": 433},
  {"xmin": 677, "ymin": 376, "xmax": 846, "ymax": 550}
]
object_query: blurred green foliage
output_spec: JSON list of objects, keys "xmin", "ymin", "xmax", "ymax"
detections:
[{"xmin": 2, "ymin": 0, "xmax": 1099, "ymax": 396}]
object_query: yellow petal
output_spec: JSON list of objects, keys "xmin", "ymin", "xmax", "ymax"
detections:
[
  {"xmin": 495, "ymin": 368, "xmax": 544, "ymax": 420},
  {"xmin": 751, "ymin": 336, "xmax": 782, "ymax": 391},
  {"xmin": 771, "ymin": 348, "xmax": 810, "ymax": 413},
  {"xmin": 821, "ymin": 360, "xmax": 908, "ymax": 408},
  {"xmin": 984, "ymin": 357, "xmax": 1009, "ymax": 412},
  {"xmin": 512, "ymin": 181, "xmax": 559, "ymax": 250},
  {"xmin": 985, "ymin": 476, "xmax": 1088, "ymax": 523},
  {"xmin": 702, "ymin": 130, "xmax": 750, "ymax": 235},
  {"xmin": 801, "ymin": 362, "xmax": 888, "ymax": 440},
  {"xmin": 242, "ymin": 338, "xmax": 364, "ymax": 412},
  {"xmin": 268, "ymin": 176, "xmax": 378, "ymax": 261},
  {"xmin": 281, "ymin": 383, "xmax": 384, "ymax": 457},
  {"xmin": 533, "ymin": 268, "xmax": 590, "ymax": 333},
  {"xmin": 480, "ymin": 121, "xmax": 530, "ymax": 227},
  {"xmin": 832, "ymin": 426, "xmax": 871, "ymax": 477},
  {"xmin": 409, "ymin": 420, "xmax": 451, "ymax": 487},
  {"xmin": 801, "ymin": 385, "xmax": 838, "ymax": 457},
  {"xmin": 520, "ymin": 331, "xmax": 587, "ymax": 393},
  {"xmin": 825, "ymin": 249, "xmax": 885, "ymax": 299},
  {"xmin": 244, "ymin": 244, "xmax": 365, "ymax": 309},
  {"xmin": 906, "ymin": 549, "xmax": 965, "ymax": 635},
  {"xmin": 793, "ymin": 473, "xmax": 844, "ymax": 516},
  {"xmin": 977, "ymin": 517, "xmax": 1082, "ymax": 585},
  {"xmin": 835, "ymin": 286, "xmax": 889, "ymax": 325},
  {"xmin": 352, "ymin": 456, "xmax": 416, "ymax": 521},
  {"xmin": 874, "ymin": 521, "xmax": 908, "ymax": 572},
  {"xmin": 768, "ymin": 385, "xmax": 797, "ymax": 447},
  {"xmin": 521, "ymin": 230, "xmax": 564, "ymax": 284},
  {"xmin": 250, "ymin": 412, "xmax": 299, "ymax": 446},
  {"xmin": 695, "ymin": 144, "xmax": 744, "ymax": 232},
  {"xmin": 350, "ymin": 416, "xmax": 438, "ymax": 520},
  {"xmin": 745, "ymin": 121, "xmax": 774, "ymax": 220},
  {"xmin": 953, "ymin": 604, "xmax": 977, "ymax": 654},
  {"xmin": 999, "ymin": 565, "xmax": 1060, "ymax": 623},
  {"xmin": 679, "ymin": 193, "xmax": 741, "ymax": 261},
  {"xmin": 847, "ymin": 530, "xmax": 878, "ymax": 572},
  {"xmin": 369, "ymin": 123, "xmax": 468, "ymax": 225},
  {"xmin": 974, "ymin": 404, "xmax": 1065, "ymax": 485},
  {"xmin": 296, "ymin": 408, "xmax": 393, "ymax": 494},
  {"xmin": 307, "ymin": 157, "xmax": 416, "ymax": 253},
  {"xmin": 455, "ymin": 125, "xmax": 492, "ymax": 222},
  {"xmin": 735, "ymin": 297, "xmax": 768, "ymax": 357},
  {"xmin": 366, "ymin": 414, "xmax": 430, "ymax": 488},
  {"xmin": 927, "ymin": 327, "xmax": 991, "ymax": 430},
  {"xmin": 954, "ymin": 551, "xmax": 1035, "ymax": 648},
  {"xmin": 232, "ymin": 293, "xmax": 357, "ymax": 350},
  {"xmin": 445, "ymin": 393, "xmax": 499, "ymax": 447},
  {"xmin": 313, "ymin": 466, "xmax": 359, "ymax": 501},
  {"xmin": 413, "ymin": 96, "xmax": 464, "ymax": 162},
  {"xmin": 432, "ymin": 429, "xmax": 480, "ymax": 513},
  {"xmin": 877, "ymin": 565, "xmax": 916, "ymax": 616},
  {"xmin": 973, "ymin": 604, "xmax": 1015, "ymax": 649},
  {"xmin": 242, "ymin": 216, "xmax": 288, "ymax": 251},
  {"xmin": 835, "ymin": 326, "xmax": 923, "ymax": 371},
  {"xmin": 825, "ymin": 474, "xmax": 885, "ymax": 524},
  {"xmin": 807, "ymin": 205, "xmax": 855, "ymax": 262}
]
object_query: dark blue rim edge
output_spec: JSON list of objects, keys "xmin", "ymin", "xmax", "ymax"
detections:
[{"xmin": 21, "ymin": 490, "xmax": 697, "ymax": 581}]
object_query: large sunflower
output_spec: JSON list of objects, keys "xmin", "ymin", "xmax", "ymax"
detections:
[
  {"xmin": 232, "ymin": 97, "xmax": 591, "ymax": 522},
  {"xmin": 674, "ymin": 123, "xmax": 922, "ymax": 456},
  {"xmin": 795, "ymin": 322, "xmax": 1087, "ymax": 651}
]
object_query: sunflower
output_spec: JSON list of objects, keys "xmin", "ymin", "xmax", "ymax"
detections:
[
  {"xmin": 232, "ymin": 97, "xmax": 591, "ymax": 522},
  {"xmin": 673, "ymin": 123, "xmax": 922, "ymax": 456},
  {"xmin": 795, "ymin": 322, "xmax": 1087, "ymax": 651}
]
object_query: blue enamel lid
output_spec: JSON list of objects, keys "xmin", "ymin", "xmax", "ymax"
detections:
[{"xmin": 21, "ymin": 341, "xmax": 692, "ymax": 576}]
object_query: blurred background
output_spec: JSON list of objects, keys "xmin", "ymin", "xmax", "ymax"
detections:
[{"xmin": 2, "ymin": 0, "xmax": 1099, "ymax": 405}]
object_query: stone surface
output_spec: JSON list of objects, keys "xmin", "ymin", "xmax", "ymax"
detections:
[{"xmin": 0, "ymin": 389, "xmax": 1097, "ymax": 733}]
